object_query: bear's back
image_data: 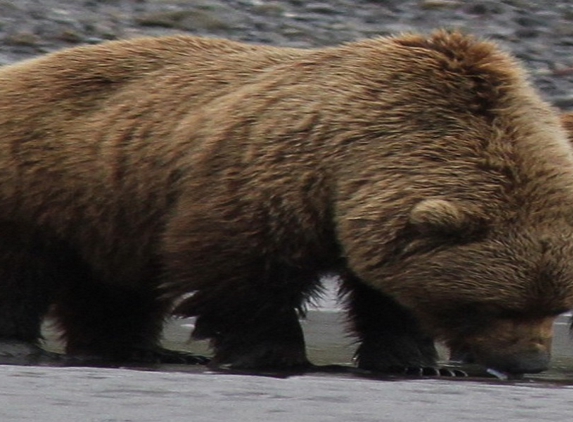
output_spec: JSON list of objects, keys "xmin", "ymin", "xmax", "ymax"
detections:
[
  {"xmin": 0, "ymin": 36, "xmax": 309, "ymax": 280},
  {"xmin": 0, "ymin": 36, "xmax": 307, "ymax": 220}
]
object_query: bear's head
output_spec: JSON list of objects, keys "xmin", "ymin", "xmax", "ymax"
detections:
[
  {"xmin": 347, "ymin": 198, "xmax": 573, "ymax": 374},
  {"xmin": 326, "ymin": 30, "xmax": 573, "ymax": 376}
]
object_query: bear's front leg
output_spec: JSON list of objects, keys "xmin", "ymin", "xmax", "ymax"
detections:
[
  {"xmin": 340, "ymin": 273, "xmax": 458, "ymax": 376},
  {"xmin": 163, "ymin": 197, "xmax": 322, "ymax": 371}
]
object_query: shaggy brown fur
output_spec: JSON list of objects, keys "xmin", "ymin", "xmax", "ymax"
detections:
[{"xmin": 0, "ymin": 31, "xmax": 573, "ymax": 374}]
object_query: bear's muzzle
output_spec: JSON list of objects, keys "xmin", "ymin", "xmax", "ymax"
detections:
[{"xmin": 458, "ymin": 316, "xmax": 555, "ymax": 375}]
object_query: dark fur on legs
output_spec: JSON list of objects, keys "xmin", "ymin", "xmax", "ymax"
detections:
[
  {"xmin": 0, "ymin": 225, "xmax": 205, "ymax": 364},
  {"xmin": 339, "ymin": 272, "xmax": 438, "ymax": 372},
  {"xmin": 50, "ymin": 259, "xmax": 207, "ymax": 364},
  {"xmin": 174, "ymin": 265, "xmax": 325, "ymax": 370},
  {"xmin": 0, "ymin": 225, "xmax": 63, "ymax": 360},
  {"xmin": 52, "ymin": 277, "xmax": 167, "ymax": 361},
  {"xmin": 194, "ymin": 307, "xmax": 308, "ymax": 369}
]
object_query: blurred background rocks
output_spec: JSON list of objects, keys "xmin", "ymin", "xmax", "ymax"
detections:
[{"xmin": 0, "ymin": 0, "xmax": 572, "ymax": 109}]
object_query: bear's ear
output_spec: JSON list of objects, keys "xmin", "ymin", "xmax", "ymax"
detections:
[{"xmin": 408, "ymin": 198, "xmax": 485, "ymax": 237}]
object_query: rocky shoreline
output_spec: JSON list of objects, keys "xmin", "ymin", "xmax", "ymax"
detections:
[{"xmin": 1, "ymin": 0, "xmax": 572, "ymax": 109}]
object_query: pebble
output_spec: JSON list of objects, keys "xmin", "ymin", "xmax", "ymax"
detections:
[
  {"xmin": 252, "ymin": 3, "xmax": 286, "ymax": 17},
  {"xmin": 419, "ymin": 0, "xmax": 462, "ymax": 10}
]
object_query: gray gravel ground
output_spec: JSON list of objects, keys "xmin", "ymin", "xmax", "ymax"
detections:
[
  {"xmin": 1, "ymin": 364, "xmax": 573, "ymax": 422},
  {"xmin": 5, "ymin": 310, "xmax": 573, "ymax": 422},
  {"xmin": 1, "ymin": 0, "xmax": 573, "ymax": 109}
]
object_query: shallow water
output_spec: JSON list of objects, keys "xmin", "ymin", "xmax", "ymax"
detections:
[{"xmin": 10, "ymin": 287, "xmax": 573, "ymax": 421}]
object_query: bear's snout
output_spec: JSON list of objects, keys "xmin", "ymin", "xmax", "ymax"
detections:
[
  {"xmin": 479, "ymin": 345, "xmax": 551, "ymax": 375},
  {"xmin": 462, "ymin": 316, "xmax": 555, "ymax": 375}
]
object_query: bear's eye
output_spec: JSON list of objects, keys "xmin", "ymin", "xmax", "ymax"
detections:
[
  {"xmin": 398, "ymin": 238, "xmax": 437, "ymax": 258},
  {"xmin": 395, "ymin": 217, "xmax": 488, "ymax": 261},
  {"xmin": 396, "ymin": 232, "xmax": 477, "ymax": 260},
  {"xmin": 441, "ymin": 301, "xmax": 517, "ymax": 321},
  {"xmin": 431, "ymin": 303, "xmax": 500, "ymax": 336}
]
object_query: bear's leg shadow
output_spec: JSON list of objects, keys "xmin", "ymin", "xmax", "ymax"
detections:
[{"xmin": 339, "ymin": 273, "xmax": 444, "ymax": 375}]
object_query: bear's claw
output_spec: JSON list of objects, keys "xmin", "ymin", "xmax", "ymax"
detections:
[{"xmin": 402, "ymin": 366, "xmax": 467, "ymax": 377}]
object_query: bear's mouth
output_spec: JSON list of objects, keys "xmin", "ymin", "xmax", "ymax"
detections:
[{"xmin": 448, "ymin": 347, "xmax": 520, "ymax": 380}]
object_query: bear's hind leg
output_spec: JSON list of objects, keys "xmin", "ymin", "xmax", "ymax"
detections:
[
  {"xmin": 52, "ymin": 269, "xmax": 207, "ymax": 365},
  {"xmin": 0, "ymin": 227, "xmax": 62, "ymax": 363},
  {"xmin": 340, "ymin": 273, "xmax": 442, "ymax": 375}
]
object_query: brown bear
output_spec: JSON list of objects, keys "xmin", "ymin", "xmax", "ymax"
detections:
[{"xmin": 0, "ymin": 30, "xmax": 572, "ymax": 376}]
